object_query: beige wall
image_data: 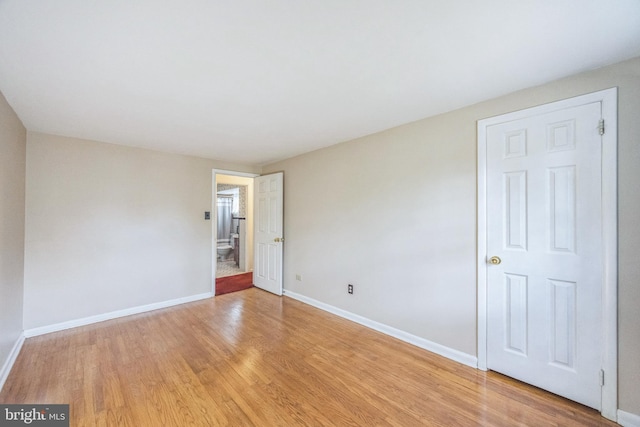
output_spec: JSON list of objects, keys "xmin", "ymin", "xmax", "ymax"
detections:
[
  {"xmin": 23, "ymin": 132, "xmax": 259, "ymax": 329},
  {"xmin": 263, "ymin": 57, "xmax": 640, "ymax": 415},
  {"xmin": 0, "ymin": 90, "xmax": 26, "ymax": 375}
]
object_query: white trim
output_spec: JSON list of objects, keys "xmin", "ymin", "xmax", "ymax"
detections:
[
  {"xmin": 599, "ymin": 87, "xmax": 618, "ymax": 422},
  {"xmin": 212, "ymin": 170, "xmax": 218, "ymax": 294},
  {"xmin": 618, "ymin": 410, "xmax": 640, "ymax": 427},
  {"xmin": 212, "ymin": 169, "xmax": 260, "ymax": 295},
  {"xmin": 24, "ymin": 292, "xmax": 213, "ymax": 338},
  {"xmin": 212, "ymin": 169, "xmax": 259, "ymax": 179},
  {"xmin": 476, "ymin": 88, "xmax": 618, "ymax": 419},
  {"xmin": 284, "ymin": 290, "xmax": 477, "ymax": 368},
  {"xmin": 477, "ymin": 116, "xmax": 488, "ymax": 370},
  {"xmin": 0, "ymin": 333, "xmax": 25, "ymax": 392}
]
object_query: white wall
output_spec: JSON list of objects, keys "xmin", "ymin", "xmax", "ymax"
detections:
[
  {"xmin": 0, "ymin": 90, "xmax": 26, "ymax": 378},
  {"xmin": 23, "ymin": 132, "xmax": 259, "ymax": 329},
  {"xmin": 263, "ymin": 57, "xmax": 640, "ymax": 416}
]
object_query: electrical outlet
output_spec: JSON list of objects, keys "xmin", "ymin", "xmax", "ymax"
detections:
[
  {"xmin": 348, "ymin": 284, "xmax": 353, "ymax": 294},
  {"xmin": 295, "ymin": 274, "xmax": 302, "ymax": 281}
]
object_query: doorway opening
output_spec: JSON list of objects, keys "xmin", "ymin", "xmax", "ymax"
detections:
[{"xmin": 213, "ymin": 170, "xmax": 258, "ymax": 295}]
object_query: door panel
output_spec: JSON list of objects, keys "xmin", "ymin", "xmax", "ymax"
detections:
[
  {"xmin": 504, "ymin": 171, "xmax": 527, "ymax": 250},
  {"xmin": 505, "ymin": 273, "xmax": 528, "ymax": 356},
  {"xmin": 486, "ymin": 102, "xmax": 603, "ymax": 409},
  {"xmin": 253, "ymin": 172, "xmax": 283, "ymax": 295}
]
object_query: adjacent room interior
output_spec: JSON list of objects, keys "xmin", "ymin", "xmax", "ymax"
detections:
[
  {"xmin": 0, "ymin": 1, "xmax": 639, "ymax": 426},
  {"xmin": 214, "ymin": 172, "xmax": 255, "ymax": 296}
]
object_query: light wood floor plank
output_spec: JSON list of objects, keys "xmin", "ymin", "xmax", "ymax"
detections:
[{"xmin": 0, "ymin": 288, "xmax": 616, "ymax": 426}]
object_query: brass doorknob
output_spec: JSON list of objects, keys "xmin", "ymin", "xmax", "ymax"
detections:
[
  {"xmin": 489, "ymin": 256, "xmax": 501, "ymax": 265},
  {"xmin": 274, "ymin": 237, "xmax": 284, "ymax": 243}
]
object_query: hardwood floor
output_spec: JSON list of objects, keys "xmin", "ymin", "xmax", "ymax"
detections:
[{"xmin": 1, "ymin": 288, "xmax": 615, "ymax": 426}]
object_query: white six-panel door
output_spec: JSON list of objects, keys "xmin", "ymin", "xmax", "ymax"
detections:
[
  {"xmin": 253, "ymin": 172, "xmax": 284, "ymax": 295},
  {"xmin": 485, "ymin": 101, "xmax": 604, "ymax": 409}
]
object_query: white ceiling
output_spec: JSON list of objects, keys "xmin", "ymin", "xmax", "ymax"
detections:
[{"xmin": 1, "ymin": 1, "xmax": 639, "ymax": 166}]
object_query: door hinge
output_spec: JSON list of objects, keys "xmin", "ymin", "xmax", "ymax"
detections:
[
  {"xmin": 598, "ymin": 119, "xmax": 605, "ymax": 135},
  {"xmin": 599, "ymin": 369, "xmax": 605, "ymax": 386}
]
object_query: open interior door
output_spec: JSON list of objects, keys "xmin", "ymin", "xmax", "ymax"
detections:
[{"xmin": 253, "ymin": 172, "xmax": 283, "ymax": 295}]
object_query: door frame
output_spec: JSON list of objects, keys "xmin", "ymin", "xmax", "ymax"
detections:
[
  {"xmin": 476, "ymin": 88, "xmax": 618, "ymax": 420},
  {"xmin": 211, "ymin": 169, "xmax": 259, "ymax": 295}
]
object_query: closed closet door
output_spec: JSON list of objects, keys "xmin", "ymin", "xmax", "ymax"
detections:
[{"xmin": 484, "ymin": 100, "xmax": 604, "ymax": 410}]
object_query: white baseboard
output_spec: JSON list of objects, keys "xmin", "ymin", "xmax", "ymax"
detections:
[
  {"xmin": 619, "ymin": 410, "xmax": 640, "ymax": 427},
  {"xmin": 0, "ymin": 333, "xmax": 25, "ymax": 392},
  {"xmin": 283, "ymin": 290, "xmax": 477, "ymax": 368},
  {"xmin": 24, "ymin": 292, "xmax": 214, "ymax": 338}
]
